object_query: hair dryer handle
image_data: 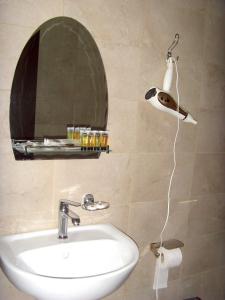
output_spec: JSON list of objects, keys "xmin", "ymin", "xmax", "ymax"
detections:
[{"xmin": 163, "ymin": 57, "xmax": 174, "ymax": 92}]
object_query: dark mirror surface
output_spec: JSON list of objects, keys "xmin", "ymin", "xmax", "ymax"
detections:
[{"xmin": 10, "ymin": 17, "xmax": 108, "ymax": 160}]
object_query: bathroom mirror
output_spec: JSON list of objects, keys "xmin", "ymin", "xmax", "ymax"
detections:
[{"xmin": 10, "ymin": 17, "xmax": 108, "ymax": 160}]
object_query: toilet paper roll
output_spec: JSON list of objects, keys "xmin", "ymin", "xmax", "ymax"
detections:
[{"xmin": 153, "ymin": 246, "xmax": 182, "ymax": 290}]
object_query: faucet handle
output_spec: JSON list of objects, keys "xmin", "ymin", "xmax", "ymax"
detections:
[{"xmin": 60, "ymin": 199, "xmax": 81, "ymax": 207}]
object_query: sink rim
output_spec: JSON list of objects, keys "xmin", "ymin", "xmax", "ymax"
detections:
[{"xmin": 0, "ymin": 224, "xmax": 139, "ymax": 280}]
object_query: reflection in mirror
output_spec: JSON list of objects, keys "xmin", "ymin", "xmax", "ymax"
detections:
[{"xmin": 10, "ymin": 17, "xmax": 108, "ymax": 160}]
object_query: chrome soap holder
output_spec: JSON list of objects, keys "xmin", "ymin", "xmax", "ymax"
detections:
[
  {"xmin": 150, "ymin": 239, "xmax": 184, "ymax": 257},
  {"xmin": 81, "ymin": 193, "xmax": 110, "ymax": 211}
]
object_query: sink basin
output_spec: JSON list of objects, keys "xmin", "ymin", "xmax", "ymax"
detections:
[{"xmin": 0, "ymin": 224, "xmax": 139, "ymax": 300}]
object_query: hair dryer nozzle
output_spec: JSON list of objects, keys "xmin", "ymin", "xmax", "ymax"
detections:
[{"xmin": 145, "ymin": 88, "xmax": 157, "ymax": 100}]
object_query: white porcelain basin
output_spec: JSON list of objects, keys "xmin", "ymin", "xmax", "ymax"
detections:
[{"xmin": 0, "ymin": 224, "xmax": 139, "ymax": 300}]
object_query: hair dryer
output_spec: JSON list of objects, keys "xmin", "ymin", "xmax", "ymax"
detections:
[{"xmin": 145, "ymin": 57, "xmax": 197, "ymax": 125}]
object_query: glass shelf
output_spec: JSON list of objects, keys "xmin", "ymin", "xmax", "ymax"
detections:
[{"xmin": 12, "ymin": 139, "xmax": 110, "ymax": 158}]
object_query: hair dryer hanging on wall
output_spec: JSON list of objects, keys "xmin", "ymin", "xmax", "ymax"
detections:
[{"xmin": 145, "ymin": 34, "xmax": 197, "ymax": 125}]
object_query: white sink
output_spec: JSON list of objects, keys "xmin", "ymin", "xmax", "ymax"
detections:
[{"xmin": 0, "ymin": 224, "xmax": 139, "ymax": 300}]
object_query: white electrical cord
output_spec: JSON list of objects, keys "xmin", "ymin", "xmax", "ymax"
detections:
[{"xmin": 155, "ymin": 57, "xmax": 180, "ymax": 300}]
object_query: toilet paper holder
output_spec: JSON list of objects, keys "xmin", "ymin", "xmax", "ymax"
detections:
[{"xmin": 150, "ymin": 239, "xmax": 184, "ymax": 257}]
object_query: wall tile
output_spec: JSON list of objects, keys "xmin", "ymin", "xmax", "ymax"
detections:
[
  {"xmin": 99, "ymin": 44, "xmax": 141, "ymax": 101},
  {"xmin": 144, "ymin": 0, "xmax": 205, "ymax": 63},
  {"xmin": 0, "ymin": 0, "xmax": 63, "ymax": 27},
  {"xmin": 206, "ymin": 0, "xmax": 225, "ymax": 18},
  {"xmin": 199, "ymin": 63, "xmax": 225, "ymax": 112},
  {"xmin": 128, "ymin": 201, "xmax": 166, "ymax": 245},
  {"xmin": 108, "ymin": 98, "xmax": 138, "ymax": 153},
  {"xmin": 158, "ymin": 279, "xmax": 181, "ymax": 300},
  {"xmin": 0, "ymin": 90, "xmax": 10, "ymax": 139},
  {"xmin": 187, "ymin": 194, "xmax": 225, "ymax": 237},
  {"xmin": 201, "ymin": 267, "xmax": 225, "ymax": 300},
  {"xmin": 179, "ymin": 273, "xmax": 203, "ymax": 300},
  {"xmin": 182, "ymin": 232, "xmax": 225, "ymax": 276},
  {"xmin": 53, "ymin": 154, "xmax": 131, "ymax": 208},
  {"xmin": 203, "ymin": 9, "xmax": 225, "ymax": 67},
  {"xmin": 191, "ymin": 154, "xmax": 225, "ymax": 196},
  {"xmin": 129, "ymin": 154, "xmax": 173, "ymax": 202},
  {"xmin": 124, "ymin": 284, "xmax": 155, "ymax": 300},
  {"xmin": 64, "ymin": 0, "xmax": 128, "ymax": 45},
  {"xmin": 135, "ymin": 102, "xmax": 177, "ymax": 153},
  {"xmin": 129, "ymin": 153, "xmax": 194, "ymax": 202},
  {"xmin": 64, "ymin": 0, "xmax": 148, "ymax": 46},
  {"xmin": 196, "ymin": 110, "xmax": 225, "ymax": 153},
  {"xmin": 128, "ymin": 198, "xmax": 194, "ymax": 247},
  {"xmin": 0, "ymin": 212, "xmax": 56, "ymax": 235},
  {"xmin": 0, "ymin": 154, "xmax": 54, "ymax": 223}
]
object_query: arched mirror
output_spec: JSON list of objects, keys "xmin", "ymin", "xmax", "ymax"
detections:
[{"xmin": 10, "ymin": 17, "xmax": 108, "ymax": 160}]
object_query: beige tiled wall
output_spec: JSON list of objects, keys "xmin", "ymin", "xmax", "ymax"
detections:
[{"xmin": 0, "ymin": 1, "xmax": 225, "ymax": 299}]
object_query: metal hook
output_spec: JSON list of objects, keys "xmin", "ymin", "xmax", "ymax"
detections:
[{"xmin": 167, "ymin": 33, "xmax": 180, "ymax": 60}]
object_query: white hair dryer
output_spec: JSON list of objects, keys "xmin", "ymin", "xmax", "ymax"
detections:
[{"xmin": 145, "ymin": 39, "xmax": 197, "ymax": 125}]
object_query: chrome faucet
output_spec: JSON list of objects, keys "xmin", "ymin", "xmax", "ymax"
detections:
[
  {"xmin": 58, "ymin": 200, "xmax": 81, "ymax": 239},
  {"xmin": 58, "ymin": 195, "xmax": 110, "ymax": 239}
]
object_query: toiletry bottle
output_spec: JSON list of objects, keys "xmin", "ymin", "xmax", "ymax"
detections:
[
  {"xmin": 94, "ymin": 131, "xmax": 101, "ymax": 150},
  {"xmin": 67, "ymin": 124, "xmax": 74, "ymax": 140},
  {"xmin": 73, "ymin": 127, "xmax": 80, "ymax": 145},
  {"xmin": 88, "ymin": 131, "xmax": 95, "ymax": 150},
  {"xmin": 81, "ymin": 131, "xmax": 88, "ymax": 150},
  {"xmin": 100, "ymin": 131, "xmax": 108, "ymax": 150}
]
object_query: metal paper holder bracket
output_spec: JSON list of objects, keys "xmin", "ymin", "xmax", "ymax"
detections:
[{"xmin": 150, "ymin": 239, "xmax": 184, "ymax": 258}]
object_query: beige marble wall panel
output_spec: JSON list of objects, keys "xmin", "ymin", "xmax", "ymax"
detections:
[
  {"xmin": 64, "ymin": 0, "xmax": 149, "ymax": 47},
  {"xmin": 128, "ymin": 198, "xmax": 194, "ymax": 247},
  {"xmin": 138, "ymin": 43, "xmax": 164, "ymax": 98},
  {"xmin": 196, "ymin": 110, "xmax": 225, "ymax": 153},
  {"xmin": 158, "ymin": 278, "xmax": 181, "ymax": 300},
  {"xmin": 129, "ymin": 154, "xmax": 173, "ymax": 202},
  {"xmin": 203, "ymin": 6, "xmax": 225, "ymax": 67},
  {"xmin": 179, "ymin": 273, "xmax": 203, "ymax": 300},
  {"xmin": 191, "ymin": 154, "xmax": 225, "ymax": 196},
  {"xmin": 64, "ymin": 0, "xmax": 128, "ymax": 45},
  {"xmin": 124, "ymin": 285, "xmax": 155, "ymax": 300},
  {"xmin": 129, "ymin": 153, "xmax": 194, "ymax": 202},
  {"xmin": 0, "ymin": 212, "xmax": 56, "ymax": 235},
  {"xmin": 52, "ymin": 154, "xmax": 131, "ymax": 208},
  {"xmin": 207, "ymin": 0, "xmax": 225, "ymax": 18},
  {"xmin": 107, "ymin": 98, "xmax": 137, "ymax": 153},
  {"xmin": 0, "ymin": 92, "xmax": 14, "ymax": 155},
  {"xmin": 187, "ymin": 193, "xmax": 225, "ymax": 237},
  {"xmin": 199, "ymin": 63, "xmax": 225, "ymax": 111},
  {"xmin": 182, "ymin": 232, "xmax": 225, "ymax": 276},
  {"xmin": 99, "ymin": 44, "xmax": 141, "ymax": 101},
  {"xmin": 201, "ymin": 267, "xmax": 225, "ymax": 300},
  {"xmin": 0, "ymin": 0, "xmax": 63, "ymax": 27},
  {"xmin": 135, "ymin": 102, "xmax": 177, "ymax": 153},
  {"xmin": 144, "ymin": 0, "xmax": 205, "ymax": 63},
  {"xmin": 0, "ymin": 155, "xmax": 54, "ymax": 234},
  {"xmin": 0, "ymin": 90, "xmax": 10, "ymax": 139}
]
